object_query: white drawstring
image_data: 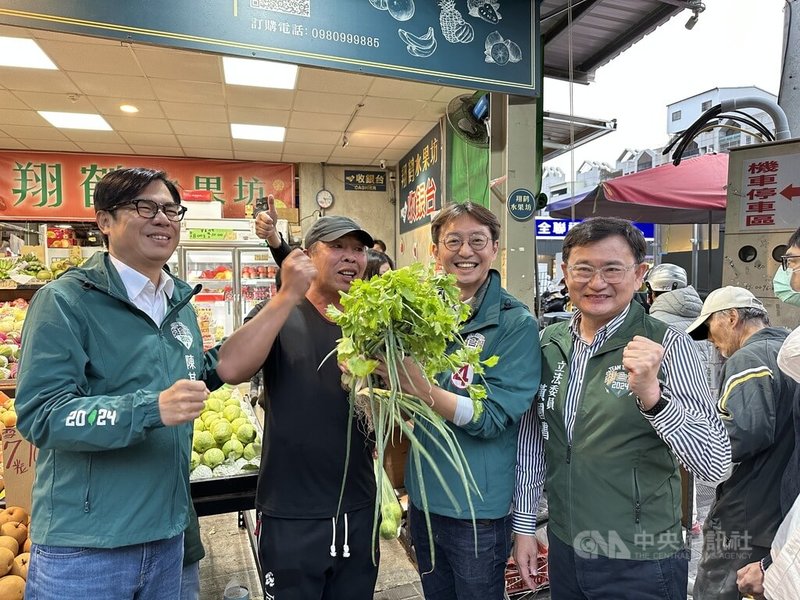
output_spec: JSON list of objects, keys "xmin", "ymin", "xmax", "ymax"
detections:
[
  {"xmin": 329, "ymin": 517, "xmax": 337, "ymax": 557},
  {"xmin": 329, "ymin": 514, "xmax": 351, "ymax": 558},
  {"xmin": 342, "ymin": 513, "xmax": 351, "ymax": 558}
]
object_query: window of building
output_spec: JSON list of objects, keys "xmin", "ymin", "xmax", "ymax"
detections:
[
  {"xmin": 637, "ymin": 154, "xmax": 653, "ymax": 171},
  {"xmin": 671, "ymin": 110, "xmax": 682, "ymax": 121},
  {"xmin": 701, "ymin": 100, "xmax": 712, "ymax": 111}
]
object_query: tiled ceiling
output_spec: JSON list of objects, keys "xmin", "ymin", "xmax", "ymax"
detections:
[
  {"xmin": 0, "ymin": 24, "xmax": 475, "ymax": 167},
  {"xmin": 0, "ymin": 2, "xmax": 687, "ymax": 167}
]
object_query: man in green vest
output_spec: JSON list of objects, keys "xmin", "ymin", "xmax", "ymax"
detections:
[{"xmin": 513, "ymin": 217, "xmax": 731, "ymax": 599}]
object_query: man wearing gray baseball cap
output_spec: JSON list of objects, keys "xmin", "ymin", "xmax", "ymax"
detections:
[
  {"xmin": 688, "ymin": 286, "xmax": 797, "ymax": 600},
  {"xmin": 217, "ymin": 214, "xmax": 378, "ymax": 599},
  {"xmin": 303, "ymin": 215, "xmax": 373, "ymax": 249}
]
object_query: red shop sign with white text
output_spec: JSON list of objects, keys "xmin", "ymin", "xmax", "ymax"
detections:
[{"xmin": 0, "ymin": 151, "xmax": 294, "ymax": 221}]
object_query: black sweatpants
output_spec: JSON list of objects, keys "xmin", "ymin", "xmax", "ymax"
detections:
[{"xmin": 256, "ymin": 505, "xmax": 379, "ymax": 600}]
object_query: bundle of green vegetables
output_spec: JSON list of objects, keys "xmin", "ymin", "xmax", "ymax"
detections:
[{"xmin": 326, "ymin": 263, "xmax": 498, "ymax": 564}]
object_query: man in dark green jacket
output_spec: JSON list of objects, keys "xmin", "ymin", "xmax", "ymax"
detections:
[
  {"xmin": 514, "ymin": 217, "xmax": 731, "ymax": 600},
  {"xmin": 391, "ymin": 202, "xmax": 541, "ymax": 600},
  {"xmin": 17, "ymin": 168, "xmax": 220, "ymax": 599}
]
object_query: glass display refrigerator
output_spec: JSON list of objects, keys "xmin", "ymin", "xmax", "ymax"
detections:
[{"xmin": 175, "ymin": 241, "xmax": 278, "ymax": 349}]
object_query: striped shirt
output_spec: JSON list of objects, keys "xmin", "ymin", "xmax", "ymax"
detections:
[{"xmin": 513, "ymin": 305, "xmax": 731, "ymax": 535}]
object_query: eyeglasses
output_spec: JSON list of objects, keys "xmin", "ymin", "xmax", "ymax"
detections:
[
  {"xmin": 441, "ymin": 233, "xmax": 492, "ymax": 252},
  {"xmin": 567, "ymin": 264, "xmax": 637, "ymax": 284},
  {"xmin": 106, "ymin": 199, "xmax": 187, "ymax": 222},
  {"xmin": 780, "ymin": 254, "xmax": 800, "ymax": 272}
]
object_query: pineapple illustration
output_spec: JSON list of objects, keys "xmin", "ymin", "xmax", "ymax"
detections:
[{"xmin": 439, "ymin": 0, "xmax": 474, "ymax": 44}]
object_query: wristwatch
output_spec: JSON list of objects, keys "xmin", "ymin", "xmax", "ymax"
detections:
[{"xmin": 637, "ymin": 382, "xmax": 669, "ymax": 416}]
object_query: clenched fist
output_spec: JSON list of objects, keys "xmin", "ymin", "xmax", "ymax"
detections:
[
  {"xmin": 159, "ymin": 379, "xmax": 209, "ymax": 426},
  {"xmin": 622, "ymin": 335, "xmax": 664, "ymax": 409},
  {"xmin": 278, "ymin": 249, "xmax": 317, "ymax": 303}
]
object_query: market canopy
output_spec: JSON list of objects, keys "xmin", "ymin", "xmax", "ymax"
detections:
[{"xmin": 548, "ymin": 153, "xmax": 729, "ymax": 224}]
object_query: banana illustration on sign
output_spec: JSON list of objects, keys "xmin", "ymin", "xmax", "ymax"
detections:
[{"xmin": 398, "ymin": 27, "xmax": 437, "ymax": 58}]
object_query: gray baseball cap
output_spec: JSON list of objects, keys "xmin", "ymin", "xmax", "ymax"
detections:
[{"xmin": 304, "ymin": 216, "xmax": 373, "ymax": 249}]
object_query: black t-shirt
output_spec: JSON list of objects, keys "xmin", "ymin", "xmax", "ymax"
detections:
[{"xmin": 256, "ymin": 298, "xmax": 375, "ymax": 518}]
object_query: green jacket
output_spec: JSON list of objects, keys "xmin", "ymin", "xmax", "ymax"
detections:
[
  {"xmin": 17, "ymin": 252, "xmax": 218, "ymax": 552},
  {"xmin": 539, "ymin": 302, "xmax": 682, "ymax": 560},
  {"xmin": 406, "ymin": 270, "xmax": 541, "ymax": 519}
]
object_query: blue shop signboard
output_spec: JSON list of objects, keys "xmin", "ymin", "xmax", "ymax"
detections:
[
  {"xmin": 344, "ymin": 170, "xmax": 387, "ymax": 192},
  {"xmin": 399, "ymin": 124, "xmax": 441, "ymax": 234},
  {"xmin": 508, "ymin": 188, "xmax": 535, "ymax": 222},
  {"xmin": 0, "ymin": 0, "xmax": 539, "ymax": 96},
  {"xmin": 536, "ymin": 218, "xmax": 655, "ymax": 240}
]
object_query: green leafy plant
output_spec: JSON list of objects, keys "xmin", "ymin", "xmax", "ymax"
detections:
[{"xmin": 326, "ymin": 263, "xmax": 498, "ymax": 565}]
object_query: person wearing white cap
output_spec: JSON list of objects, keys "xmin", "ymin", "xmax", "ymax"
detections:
[{"xmin": 686, "ymin": 286, "xmax": 798, "ymax": 600}]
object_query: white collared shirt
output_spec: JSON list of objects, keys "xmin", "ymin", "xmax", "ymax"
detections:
[{"xmin": 108, "ymin": 255, "xmax": 175, "ymax": 326}]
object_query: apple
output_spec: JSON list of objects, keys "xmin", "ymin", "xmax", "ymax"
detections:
[{"xmin": 10, "ymin": 552, "xmax": 28, "ymax": 579}]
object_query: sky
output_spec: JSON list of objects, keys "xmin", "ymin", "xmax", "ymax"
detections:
[{"xmin": 544, "ymin": 0, "xmax": 787, "ymax": 179}]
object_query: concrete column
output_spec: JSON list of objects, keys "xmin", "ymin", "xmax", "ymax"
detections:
[
  {"xmin": 779, "ymin": 0, "xmax": 800, "ymax": 137},
  {"xmin": 489, "ymin": 93, "xmax": 540, "ymax": 311}
]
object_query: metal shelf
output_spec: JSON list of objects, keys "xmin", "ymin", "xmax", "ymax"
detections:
[
  {"xmin": 187, "ymin": 278, "xmax": 232, "ymax": 285},
  {"xmin": 190, "ymin": 472, "xmax": 257, "ymax": 517}
]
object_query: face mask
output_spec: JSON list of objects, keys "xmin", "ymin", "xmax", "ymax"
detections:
[
  {"xmin": 779, "ymin": 326, "xmax": 800, "ymax": 383},
  {"xmin": 773, "ymin": 267, "xmax": 800, "ymax": 306}
]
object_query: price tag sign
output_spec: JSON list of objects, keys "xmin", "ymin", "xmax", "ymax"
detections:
[
  {"xmin": 2, "ymin": 425, "xmax": 38, "ymax": 513},
  {"xmin": 187, "ymin": 228, "xmax": 233, "ymax": 241}
]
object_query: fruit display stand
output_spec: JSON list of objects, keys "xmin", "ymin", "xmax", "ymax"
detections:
[
  {"xmin": 0, "ymin": 385, "xmax": 32, "ymax": 513},
  {"xmin": 0, "ymin": 282, "xmax": 44, "ymax": 305},
  {"xmin": 189, "ymin": 385, "xmax": 263, "ymax": 517},
  {"xmin": 189, "ymin": 384, "xmax": 266, "ymax": 595}
]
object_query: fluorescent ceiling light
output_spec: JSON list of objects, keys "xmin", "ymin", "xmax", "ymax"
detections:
[
  {"xmin": 38, "ymin": 111, "xmax": 112, "ymax": 131},
  {"xmin": 0, "ymin": 37, "xmax": 58, "ymax": 69},
  {"xmin": 231, "ymin": 123, "xmax": 285, "ymax": 142},
  {"xmin": 223, "ymin": 56, "xmax": 298, "ymax": 89}
]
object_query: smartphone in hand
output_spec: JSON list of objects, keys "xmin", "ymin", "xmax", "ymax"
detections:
[{"xmin": 253, "ymin": 196, "xmax": 270, "ymax": 220}]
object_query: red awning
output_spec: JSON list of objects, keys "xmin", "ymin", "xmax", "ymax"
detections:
[{"xmin": 549, "ymin": 153, "xmax": 728, "ymax": 224}]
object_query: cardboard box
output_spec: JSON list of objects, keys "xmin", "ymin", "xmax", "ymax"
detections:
[
  {"xmin": 383, "ymin": 429, "xmax": 410, "ymax": 489},
  {"xmin": 1, "ymin": 426, "xmax": 37, "ymax": 513},
  {"xmin": 276, "ymin": 207, "xmax": 299, "ymax": 223}
]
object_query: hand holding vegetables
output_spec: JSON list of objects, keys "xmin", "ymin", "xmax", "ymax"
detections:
[
  {"xmin": 325, "ymin": 263, "xmax": 498, "ymax": 565},
  {"xmin": 374, "ymin": 358, "xmax": 459, "ymax": 423}
]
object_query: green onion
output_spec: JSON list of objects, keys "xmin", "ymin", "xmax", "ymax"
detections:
[{"xmin": 325, "ymin": 264, "xmax": 498, "ymax": 565}]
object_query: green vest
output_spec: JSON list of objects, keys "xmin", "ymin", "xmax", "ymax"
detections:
[{"xmin": 539, "ymin": 302, "xmax": 682, "ymax": 560}]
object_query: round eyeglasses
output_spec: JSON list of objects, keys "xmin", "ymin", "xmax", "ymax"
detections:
[
  {"xmin": 106, "ymin": 199, "xmax": 188, "ymax": 222},
  {"xmin": 441, "ymin": 233, "xmax": 491, "ymax": 252}
]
